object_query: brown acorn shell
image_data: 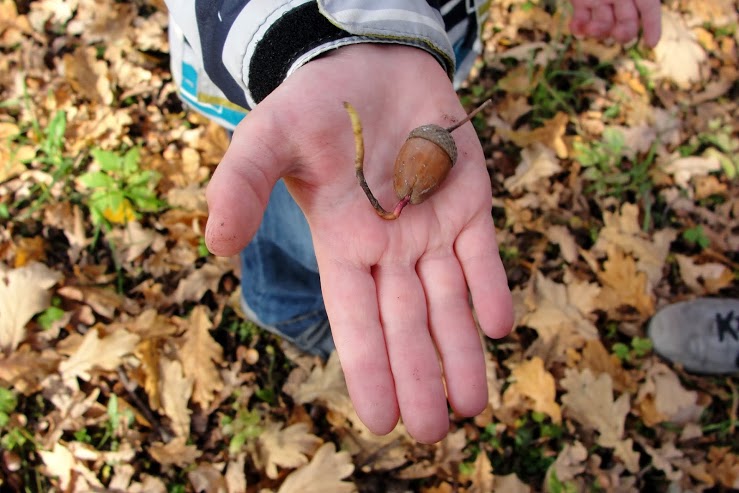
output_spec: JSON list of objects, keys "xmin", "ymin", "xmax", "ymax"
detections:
[{"xmin": 392, "ymin": 124, "xmax": 457, "ymax": 205}]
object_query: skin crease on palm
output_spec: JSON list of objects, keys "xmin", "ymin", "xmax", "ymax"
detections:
[{"xmin": 204, "ymin": 1, "xmax": 662, "ymax": 444}]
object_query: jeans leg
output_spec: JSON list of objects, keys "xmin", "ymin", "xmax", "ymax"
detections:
[{"xmin": 239, "ymin": 180, "xmax": 333, "ymax": 356}]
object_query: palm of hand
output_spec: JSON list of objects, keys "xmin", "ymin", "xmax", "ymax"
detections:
[{"xmin": 206, "ymin": 45, "xmax": 513, "ymax": 443}]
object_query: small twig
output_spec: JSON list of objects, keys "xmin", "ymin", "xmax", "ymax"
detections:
[
  {"xmin": 343, "ymin": 101, "xmax": 400, "ymax": 220},
  {"xmin": 445, "ymin": 99, "xmax": 492, "ymax": 133},
  {"xmin": 116, "ymin": 367, "xmax": 172, "ymax": 442}
]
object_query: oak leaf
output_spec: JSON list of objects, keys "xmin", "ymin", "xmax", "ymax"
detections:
[
  {"xmin": 499, "ymin": 112, "xmax": 569, "ymax": 158},
  {"xmin": 493, "ymin": 473, "xmax": 531, "ymax": 492},
  {"xmin": 39, "ymin": 441, "xmax": 104, "ymax": 492},
  {"xmin": 653, "ymin": 11, "xmax": 707, "ymax": 88},
  {"xmin": 148, "ymin": 436, "xmax": 201, "ymax": 467},
  {"xmin": 580, "ymin": 339, "xmax": 638, "ymax": 393},
  {"xmin": 592, "ymin": 203, "xmax": 676, "ymax": 289},
  {"xmin": 545, "ymin": 441, "xmax": 588, "ymax": 485},
  {"xmin": 662, "ymin": 155, "xmax": 721, "ymax": 191},
  {"xmin": 169, "ymin": 261, "xmax": 229, "ymax": 304},
  {"xmin": 560, "ymin": 368, "xmax": 640, "ymax": 472},
  {"xmin": 519, "ymin": 271, "xmax": 599, "ymax": 361},
  {"xmin": 159, "ymin": 357, "xmax": 193, "ymax": 437},
  {"xmin": 253, "ymin": 422, "xmax": 322, "ymax": 479},
  {"xmin": 675, "ymin": 254, "xmax": 734, "ymax": 294},
  {"xmin": 635, "ymin": 362, "xmax": 704, "ymax": 426},
  {"xmin": 596, "ymin": 245, "xmax": 655, "ymax": 317},
  {"xmin": 502, "ymin": 357, "xmax": 561, "ymax": 424},
  {"xmin": 188, "ymin": 463, "xmax": 228, "ymax": 493},
  {"xmin": 0, "ymin": 262, "xmax": 62, "ymax": 353},
  {"xmin": 290, "ymin": 352, "xmax": 353, "ymax": 418},
  {"xmin": 277, "ymin": 442, "xmax": 356, "ymax": 493},
  {"xmin": 178, "ymin": 306, "xmax": 224, "ymax": 408},
  {"xmin": 467, "ymin": 449, "xmax": 494, "ymax": 493},
  {"xmin": 503, "ymin": 143, "xmax": 562, "ymax": 193},
  {"xmin": 58, "ymin": 328, "xmax": 139, "ymax": 387}
]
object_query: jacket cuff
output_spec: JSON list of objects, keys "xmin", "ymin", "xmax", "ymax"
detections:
[{"xmin": 240, "ymin": 1, "xmax": 455, "ymax": 107}]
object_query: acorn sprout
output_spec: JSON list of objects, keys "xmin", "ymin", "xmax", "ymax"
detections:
[{"xmin": 344, "ymin": 100, "xmax": 491, "ymax": 220}]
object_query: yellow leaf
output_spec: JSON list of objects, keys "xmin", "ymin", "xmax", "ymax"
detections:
[
  {"xmin": 592, "ymin": 203, "xmax": 676, "ymax": 289},
  {"xmin": 597, "ymin": 246, "xmax": 655, "ymax": 317},
  {"xmin": 0, "ymin": 262, "xmax": 63, "ymax": 353},
  {"xmin": 178, "ymin": 306, "xmax": 224, "ymax": 408},
  {"xmin": 102, "ymin": 197, "xmax": 136, "ymax": 225},
  {"xmin": 277, "ymin": 443, "xmax": 356, "ymax": 493},
  {"xmin": 503, "ymin": 357, "xmax": 561, "ymax": 424},
  {"xmin": 499, "ymin": 112, "xmax": 570, "ymax": 158}
]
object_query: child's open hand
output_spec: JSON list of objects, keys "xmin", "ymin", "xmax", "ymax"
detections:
[{"xmin": 570, "ymin": 0, "xmax": 662, "ymax": 47}]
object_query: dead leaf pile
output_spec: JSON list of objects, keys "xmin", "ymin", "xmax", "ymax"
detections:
[{"xmin": 0, "ymin": 0, "xmax": 737, "ymax": 491}]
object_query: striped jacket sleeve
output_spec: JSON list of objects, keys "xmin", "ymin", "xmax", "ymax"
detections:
[{"xmin": 166, "ymin": 0, "xmax": 488, "ymax": 128}]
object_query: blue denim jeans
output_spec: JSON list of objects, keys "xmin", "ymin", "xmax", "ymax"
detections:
[{"xmin": 239, "ymin": 180, "xmax": 334, "ymax": 357}]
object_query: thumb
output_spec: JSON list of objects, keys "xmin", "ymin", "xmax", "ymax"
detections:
[{"xmin": 205, "ymin": 112, "xmax": 288, "ymax": 256}]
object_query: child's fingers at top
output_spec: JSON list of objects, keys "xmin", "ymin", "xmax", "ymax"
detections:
[{"xmin": 635, "ymin": 0, "xmax": 663, "ymax": 47}]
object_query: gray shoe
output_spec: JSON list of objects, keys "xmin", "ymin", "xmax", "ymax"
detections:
[
  {"xmin": 239, "ymin": 296, "xmax": 335, "ymax": 359},
  {"xmin": 647, "ymin": 298, "xmax": 739, "ymax": 375}
]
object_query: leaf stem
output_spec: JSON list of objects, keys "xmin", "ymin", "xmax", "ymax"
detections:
[{"xmin": 343, "ymin": 101, "xmax": 400, "ymax": 220}]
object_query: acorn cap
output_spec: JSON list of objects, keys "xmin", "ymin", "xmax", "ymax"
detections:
[{"xmin": 408, "ymin": 124, "xmax": 458, "ymax": 166}]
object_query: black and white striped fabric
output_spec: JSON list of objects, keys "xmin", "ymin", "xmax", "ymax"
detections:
[{"xmin": 167, "ymin": 0, "xmax": 488, "ymax": 128}]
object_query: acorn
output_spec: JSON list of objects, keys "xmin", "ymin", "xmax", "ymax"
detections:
[{"xmin": 344, "ymin": 100, "xmax": 491, "ymax": 220}]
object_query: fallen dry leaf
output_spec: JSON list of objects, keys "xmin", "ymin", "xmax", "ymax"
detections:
[
  {"xmin": 661, "ymin": 155, "xmax": 722, "ymax": 191},
  {"xmin": 519, "ymin": 271, "xmax": 600, "ymax": 361},
  {"xmin": 159, "ymin": 357, "xmax": 193, "ymax": 437},
  {"xmin": 188, "ymin": 462, "xmax": 228, "ymax": 493},
  {"xmin": 635, "ymin": 362, "xmax": 705, "ymax": 426},
  {"xmin": 675, "ymin": 254, "xmax": 734, "ymax": 294},
  {"xmin": 177, "ymin": 306, "xmax": 224, "ymax": 408},
  {"xmin": 545, "ymin": 441, "xmax": 588, "ymax": 485},
  {"xmin": 253, "ymin": 422, "xmax": 322, "ymax": 479},
  {"xmin": 58, "ymin": 328, "xmax": 139, "ymax": 387},
  {"xmin": 0, "ymin": 262, "xmax": 63, "ymax": 353},
  {"xmin": 466, "ymin": 450, "xmax": 494, "ymax": 493},
  {"xmin": 169, "ymin": 261, "xmax": 229, "ymax": 305},
  {"xmin": 580, "ymin": 339, "xmax": 638, "ymax": 394},
  {"xmin": 277, "ymin": 442, "xmax": 356, "ymax": 493},
  {"xmin": 653, "ymin": 11, "xmax": 708, "ymax": 88},
  {"xmin": 148, "ymin": 436, "xmax": 202, "ymax": 467},
  {"xmin": 503, "ymin": 143, "xmax": 562, "ymax": 193},
  {"xmin": 560, "ymin": 368, "xmax": 640, "ymax": 472},
  {"xmin": 39, "ymin": 441, "xmax": 104, "ymax": 492},
  {"xmin": 595, "ymin": 245, "xmax": 655, "ymax": 318},
  {"xmin": 289, "ymin": 352, "xmax": 353, "ymax": 418},
  {"xmin": 503, "ymin": 357, "xmax": 562, "ymax": 424},
  {"xmin": 499, "ymin": 112, "xmax": 569, "ymax": 158},
  {"xmin": 493, "ymin": 473, "xmax": 532, "ymax": 492},
  {"xmin": 592, "ymin": 203, "xmax": 677, "ymax": 289}
]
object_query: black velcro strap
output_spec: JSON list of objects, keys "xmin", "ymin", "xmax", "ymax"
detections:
[{"xmin": 249, "ymin": 1, "xmax": 349, "ymax": 104}]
